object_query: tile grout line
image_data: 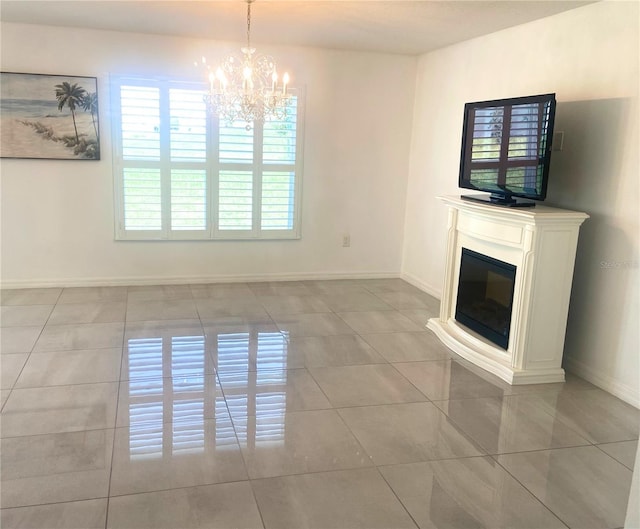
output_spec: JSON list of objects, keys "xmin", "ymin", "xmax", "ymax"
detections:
[
  {"xmin": 592, "ymin": 441, "xmax": 638, "ymax": 471},
  {"xmin": 194, "ymin": 284, "xmax": 265, "ymax": 526},
  {"xmin": 491, "ymin": 449, "xmax": 574, "ymax": 529},
  {"xmin": 374, "ymin": 465, "xmax": 421, "ymax": 529},
  {"xmin": 0, "ymin": 497, "xmax": 109, "ymax": 513},
  {"xmin": 104, "ymin": 286, "xmax": 129, "ymax": 529},
  {"xmin": 2, "ymin": 294, "xmax": 59, "ymax": 411}
]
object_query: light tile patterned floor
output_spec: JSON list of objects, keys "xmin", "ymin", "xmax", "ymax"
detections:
[{"xmin": 1, "ymin": 279, "xmax": 638, "ymax": 529}]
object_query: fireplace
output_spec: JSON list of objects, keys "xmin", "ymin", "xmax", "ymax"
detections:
[
  {"xmin": 455, "ymin": 248, "xmax": 516, "ymax": 349},
  {"xmin": 427, "ymin": 196, "xmax": 588, "ymax": 384}
]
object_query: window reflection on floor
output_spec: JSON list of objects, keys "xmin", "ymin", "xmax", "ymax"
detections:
[
  {"xmin": 127, "ymin": 334, "xmax": 216, "ymax": 459},
  {"xmin": 125, "ymin": 329, "xmax": 288, "ymax": 459},
  {"xmin": 215, "ymin": 330, "xmax": 288, "ymax": 448}
]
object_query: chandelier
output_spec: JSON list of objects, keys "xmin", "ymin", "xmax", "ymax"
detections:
[{"xmin": 198, "ymin": 0, "xmax": 291, "ymax": 129}]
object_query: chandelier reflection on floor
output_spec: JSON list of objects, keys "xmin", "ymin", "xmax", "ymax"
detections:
[{"xmin": 196, "ymin": 0, "xmax": 291, "ymax": 129}]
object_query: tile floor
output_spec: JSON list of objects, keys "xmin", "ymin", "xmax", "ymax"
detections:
[{"xmin": 1, "ymin": 279, "xmax": 638, "ymax": 529}]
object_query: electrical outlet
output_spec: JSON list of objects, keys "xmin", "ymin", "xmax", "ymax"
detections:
[{"xmin": 342, "ymin": 234, "xmax": 351, "ymax": 247}]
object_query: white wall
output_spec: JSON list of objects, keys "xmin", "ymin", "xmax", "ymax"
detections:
[
  {"xmin": 402, "ymin": 1, "xmax": 639, "ymax": 406},
  {"xmin": 0, "ymin": 23, "xmax": 416, "ymax": 286}
]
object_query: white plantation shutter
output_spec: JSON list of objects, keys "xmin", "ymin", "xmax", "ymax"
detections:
[
  {"xmin": 219, "ymin": 121, "xmax": 253, "ymax": 163},
  {"xmin": 263, "ymin": 102, "xmax": 297, "ymax": 165},
  {"xmin": 169, "ymin": 89, "xmax": 207, "ymax": 162},
  {"xmin": 119, "ymin": 84, "xmax": 162, "ymax": 233},
  {"xmin": 171, "ymin": 169, "xmax": 207, "ymax": 231},
  {"xmin": 261, "ymin": 102, "xmax": 297, "ymax": 231},
  {"xmin": 167, "ymin": 87, "xmax": 209, "ymax": 237},
  {"xmin": 121, "ymin": 86, "xmax": 160, "ymax": 161},
  {"xmin": 262, "ymin": 171, "xmax": 295, "ymax": 230},
  {"xmin": 218, "ymin": 170, "xmax": 253, "ymax": 230},
  {"xmin": 112, "ymin": 75, "xmax": 303, "ymax": 240},
  {"xmin": 123, "ymin": 168, "xmax": 162, "ymax": 230}
]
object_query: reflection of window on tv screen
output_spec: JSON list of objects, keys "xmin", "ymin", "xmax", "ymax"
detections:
[{"xmin": 461, "ymin": 98, "xmax": 553, "ymax": 198}]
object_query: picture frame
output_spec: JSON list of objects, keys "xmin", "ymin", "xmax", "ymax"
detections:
[{"xmin": 0, "ymin": 72, "xmax": 100, "ymax": 160}]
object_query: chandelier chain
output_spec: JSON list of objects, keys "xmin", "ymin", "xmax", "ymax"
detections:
[{"xmin": 246, "ymin": 0, "xmax": 252, "ymax": 49}]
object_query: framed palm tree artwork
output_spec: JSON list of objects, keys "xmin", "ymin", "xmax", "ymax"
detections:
[{"xmin": 1, "ymin": 72, "xmax": 100, "ymax": 160}]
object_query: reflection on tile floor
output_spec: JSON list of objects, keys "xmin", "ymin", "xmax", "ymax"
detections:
[{"xmin": 1, "ymin": 279, "xmax": 638, "ymax": 529}]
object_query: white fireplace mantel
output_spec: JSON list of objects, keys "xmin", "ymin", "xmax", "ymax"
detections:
[{"xmin": 428, "ymin": 195, "xmax": 589, "ymax": 385}]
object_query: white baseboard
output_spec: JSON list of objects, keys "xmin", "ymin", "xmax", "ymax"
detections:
[
  {"xmin": 564, "ymin": 355, "xmax": 640, "ymax": 409},
  {"xmin": 0, "ymin": 270, "xmax": 400, "ymax": 289},
  {"xmin": 400, "ymin": 271, "xmax": 442, "ymax": 299}
]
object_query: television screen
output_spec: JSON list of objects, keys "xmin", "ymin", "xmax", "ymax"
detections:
[{"xmin": 459, "ymin": 93, "xmax": 556, "ymax": 206}]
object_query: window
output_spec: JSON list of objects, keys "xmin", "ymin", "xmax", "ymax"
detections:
[{"xmin": 111, "ymin": 75, "xmax": 303, "ymax": 240}]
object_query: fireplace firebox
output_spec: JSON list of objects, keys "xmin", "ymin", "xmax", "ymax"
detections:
[{"xmin": 455, "ymin": 248, "xmax": 516, "ymax": 349}]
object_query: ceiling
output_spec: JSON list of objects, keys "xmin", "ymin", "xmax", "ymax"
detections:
[{"xmin": 0, "ymin": 0, "xmax": 595, "ymax": 56}]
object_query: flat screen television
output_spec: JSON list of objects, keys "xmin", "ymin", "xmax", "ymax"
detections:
[{"xmin": 458, "ymin": 93, "xmax": 556, "ymax": 207}]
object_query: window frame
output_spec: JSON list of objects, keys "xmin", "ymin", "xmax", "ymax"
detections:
[{"xmin": 111, "ymin": 74, "xmax": 304, "ymax": 241}]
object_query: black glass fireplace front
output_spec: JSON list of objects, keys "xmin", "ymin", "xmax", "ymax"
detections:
[{"xmin": 455, "ymin": 248, "xmax": 516, "ymax": 349}]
